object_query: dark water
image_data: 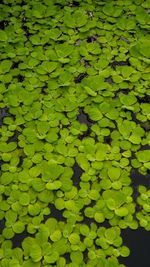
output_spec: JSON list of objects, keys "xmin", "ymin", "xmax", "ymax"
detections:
[{"xmin": 120, "ymin": 227, "xmax": 150, "ymax": 267}]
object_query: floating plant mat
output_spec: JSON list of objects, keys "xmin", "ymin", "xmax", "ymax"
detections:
[{"xmin": 0, "ymin": 0, "xmax": 150, "ymax": 266}]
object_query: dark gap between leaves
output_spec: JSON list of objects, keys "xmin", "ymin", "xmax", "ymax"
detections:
[
  {"xmin": 127, "ymin": 14, "xmax": 135, "ymax": 18},
  {"xmin": 0, "ymin": 108, "xmax": 15, "ymax": 125},
  {"xmin": 1, "ymin": 1, "xmax": 11, "ymax": 6},
  {"xmin": 77, "ymin": 108, "xmax": 93, "ymax": 127},
  {"xmin": 83, "ymin": 248, "xmax": 88, "ymax": 263},
  {"xmin": 130, "ymin": 168, "xmax": 150, "ymax": 210},
  {"xmin": 63, "ymin": 253, "xmax": 70, "ymax": 264},
  {"xmin": 137, "ymin": 95, "xmax": 150, "ymax": 104},
  {"xmin": 74, "ymin": 73, "xmax": 88, "ymax": 84},
  {"xmin": 68, "ymin": 1, "xmax": 80, "ymax": 7},
  {"xmin": 0, "ymin": 160, "xmax": 4, "ymax": 167},
  {"xmin": 105, "ymin": 76, "xmax": 114, "ymax": 85},
  {"xmin": 0, "ymin": 20, "xmax": 9, "ymax": 29},
  {"xmin": 5, "ymin": 83, "xmax": 11, "ymax": 89},
  {"xmin": 131, "ymin": 112, "xmax": 150, "ymax": 131},
  {"xmin": 18, "ymin": 74, "xmax": 24, "ymax": 82},
  {"xmin": 78, "ymin": 127, "xmax": 92, "ymax": 141},
  {"xmin": 7, "ymin": 130, "xmax": 21, "ymax": 144},
  {"xmin": 77, "ymin": 108, "xmax": 94, "ymax": 140},
  {"xmin": 0, "ymin": 218, "xmax": 5, "ymax": 234},
  {"xmin": 16, "ymin": 74, "xmax": 24, "ymax": 82},
  {"xmin": 114, "ymin": 89, "xmax": 130, "ymax": 98},
  {"xmin": 47, "ymin": 203, "xmax": 66, "ymax": 222},
  {"xmin": 104, "ymin": 136, "xmax": 112, "ymax": 145},
  {"xmin": 130, "ymin": 168, "xmax": 150, "ymax": 188},
  {"xmin": 11, "ymin": 61, "xmax": 20, "ymax": 69},
  {"xmin": 12, "ymin": 226, "xmax": 34, "ymax": 248},
  {"xmin": 17, "ymin": 156, "xmax": 24, "ymax": 168},
  {"xmin": 72, "ymin": 162, "xmax": 84, "ymax": 189},
  {"xmin": 41, "ymin": 84, "xmax": 48, "ymax": 95},
  {"xmin": 120, "ymin": 227, "xmax": 150, "ymax": 267},
  {"xmin": 57, "ymin": 40, "xmax": 65, "ymax": 44},
  {"xmin": 20, "ymin": 0, "xmax": 26, "ymax": 6},
  {"xmin": 118, "ymin": 37, "xmax": 130, "ymax": 44},
  {"xmin": 2, "ymin": 194, "xmax": 8, "ymax": 200},
  {"xmin": 110, "ymin": 60, "xmax": 130, "ymax": 70},
  {"xmin": 139, "ymin": 144, "xmax": 150, "ymax": 151},
  {"xmin": 86, "ymin": 35, "xmax": 99, "ymax": 43}
]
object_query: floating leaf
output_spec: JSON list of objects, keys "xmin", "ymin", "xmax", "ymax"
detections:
[
  {"xmin": 46, "ymin": 180, "xmax": 62, "ymax": 190},
  {"xmin": 69, "ymin": 233, "xmax": 80, "ymax": 244},
  {"xmin": 136, "ymin": 150, "xmax": 150, "ymax": 163},
  {"xmin": 30, "ymin": 244, "xmax": 42, "ymax": 262},
  {"xmin": 108, "ymin": 167, "xmax": 121, "ymax": 181},
  {"xmin": 0, "ymin": 30, "xmax": 8, "ymax": 41},
  {"xmin": 12, "ymin": 221, "xmax": 25, "ymax": 234},
  {"xmin": 115, "ymin": 207, "xmax": 129, "ymax": 217}
]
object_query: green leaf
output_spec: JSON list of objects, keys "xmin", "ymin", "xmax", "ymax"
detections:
[
  {"xmin": 88, "ymin": 107, "xmax": 103, "ymax": 121},
  {"xmin": 69, "ymin": 233, "xmax": 80, "ymax": 244},
  {"xmin": 12, "ymin": 221, "xmax": 25, "ymax": 234},
  {"xmin": 103, "ymin": 190, "xmax": 126, "ymax": 208},
  {"xmin": 36, "ymin": 121, "xmax": 50, "ymax": 135},
  {"xmin": 55, "ymin": 43, "xmax": 74, "ymax": 58},
  {"xmin": 32, "ymin": 178, "xmax": 45, "ymax": 192},
  {"xmin": 42, "ymin": 162, "xmax": 64, "ymax": 181},
  {"xmin": 0, "ymin": 172, "xmax": 14, "ymax": 185},
  {"xmin": 79, "ymin": 225, "xmax": 90, "ymax": 236},
  {"xmin": 103, "ymin": 3, "xmax": 122, "ymax": 17},
  {"xmin": 0, "ymin": 60, "xmax": 12, "ymax": 73},
  {"xmin": 49, "ymin": 28, "xmax": 61, "ymax": 40},
  {"xmin": 104, "ymin": 228, "xmax": 117, "ymax": 244},
  {"xmin": 28, "ymin": 203, "xmax": 41, "ymax": 216},
  {"xmin": 0, "ymin": 30, "xmax": 8, "ymax": 41},
  {"xmin": 119, "ymin": 93, "xmax": 137, "ymax": 106},
  {"xmin": 19, "ymin": 193, "xmax": 30, "ymax": 206},
  {"xmin": 81, "ymin": 75, "xmax": 105, "ymax": 91},
  {"xmin": 120, "ymin": 66, "xmax": 134, "ymax": 78},
  {"xmin": 94, "ymin": 212, "xmax": 105, "ymax": 223},
  {"xmin": 38, "ymin": 61, "xmax": 58, "ymax": 74},
  {"xmin": 50, "ymin": 230, "xmax": 62, "ymax": 242},
  {"xmin": 70, "ymin": 251, "xmax": 83, "ymax": 264},
  {"xmin": 120, "ymin": 246, "xmax": 130, "ymax": 257},
  {"xmin": 84, "ymin": 207, "xmax": 94, "ymax": 218},
  {"xmin": 30, "ymin": 244, "xmax": 42, "ymax": 262},
  {"xmin": 108, "ymin": 167, "xmax": 121, "ymax": 181},
  {"xmin": 46, "ymin": 180, "xmax": 62, "ymax": 190},
  {"xmin": 136, "ymin": 150, "xmax": 150, "ymax": 163},
  {"xmin": 44, "ymin": 251, "xmax": 59, "ymax": 264},
  {"xmin": 95, "ymin": 144, "xmax": 108, "ymax": 161},
  {"xmin": 84, "ymin": 86, "xmax": 97, "ymax": 96},
  {"xmin": 23, "ymin": 259, "xmax": 41, "ymax": 267},
  {"xmin": 115, "ymin": 207, "xmax": 129, "ymax": 217}
]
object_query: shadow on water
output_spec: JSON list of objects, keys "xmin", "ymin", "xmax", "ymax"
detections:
[{"xmin": 120, "ymin": 227, "xmax": 150, "ymax": 267}]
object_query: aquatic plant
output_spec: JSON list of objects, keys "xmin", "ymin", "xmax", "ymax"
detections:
[{"xmin": 0, "ymin": 0, "xmax": 150, "ymax": 266}]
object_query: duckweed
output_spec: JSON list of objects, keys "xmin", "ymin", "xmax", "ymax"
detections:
[{"xmin": 0, "ymin": 0, "xmax": 150, "ymax": 266}]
